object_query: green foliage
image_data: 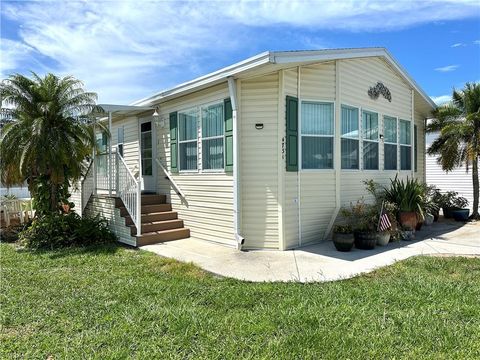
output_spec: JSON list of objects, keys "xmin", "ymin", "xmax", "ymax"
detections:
[
  {"xmin": 437, "ymin": 191, "xmax": 469, "ymax": 209},
  {"xmin": 19, "ymin": 213, "xmax": 117, "ymax": 250},
  {"xmin": 0, "ymin": 72, "xmax": 105, "ymax": 215},
  {"xmin": 383, "ymin": 176, "xmax": 424, "ymax": 217},
  {"xmin": 427, "ymin": 82, "xmax": 480, "ymax": 217},
  {"xmin": 340, "ymin": 199, "xmax": 379, "ymax": 232},
  {"xmin": 332, "ymin": 224, "xmax": 352, "ymax": 234}
]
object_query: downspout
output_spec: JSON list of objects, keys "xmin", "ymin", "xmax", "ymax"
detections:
[
  {"xmin": 411, "ymin": 90, "xmax": 415, "ymax": 179},
  {"xmin": 227, "ymin": 76, "xmax": 245, "ymax": 249},
  {"xmin": 325, "ymin": 60, "xmax": 342, "ymax": 240},
  {"xmin": 108, "ymin": 111, "xmax": 113, "ymax": 196}
]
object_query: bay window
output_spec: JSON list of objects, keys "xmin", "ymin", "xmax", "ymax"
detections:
[
  {"xmin": 383, "ymin": 116, "xmax": 397, "ymax": 170},
  {"xmin": 400, "ymin": 119, "xmax": 411, "ymax": 170},
  {"xmin": 341, "ymin": 105, "xmax": 359, "ymax": 170},
  {"xmin": 301, "ymin": 101, "xmax": 334, "ymax": 169},
  {"xmin": 362, "ymin": 110, "xmax": 379, "ymax": 170}
]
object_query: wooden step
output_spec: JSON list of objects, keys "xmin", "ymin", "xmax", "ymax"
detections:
[
  {"xmin": 114, "ymin": 194, "xmax": 167, "ymax": 208},
  {"xmin": 124, "ymin": 211, "xmax": 178, "ymax": 226},
  {"xmin": 136, "ymin": 228, "xmax": 190, "ymax": 246},
  {"xmin": 118, "ymin": 204, "xmax": 171, "ymax": 217},
  {"xmin": 141, "ymin": 194, "xmax": 166, "ymax": 205},
  {"xmin": 129, "ymin": 219, "xmax": 184, "ymax": 235}
]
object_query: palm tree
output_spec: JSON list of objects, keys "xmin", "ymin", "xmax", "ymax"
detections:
[
  {"xmin": 427, "ymin": 82, "xmax": 480, "ymax": 219},
  {"xmin": 0, "ymin": 72, "xmax": 103, "ymax": 215}
]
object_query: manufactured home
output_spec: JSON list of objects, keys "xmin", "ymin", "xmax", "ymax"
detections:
[{"xmin": 76, "ymin": 47, "xmax": 436, "ymax": 250}]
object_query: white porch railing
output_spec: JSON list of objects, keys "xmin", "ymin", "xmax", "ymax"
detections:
[
  {"xmin": 81, "ymin": 161, "xmax": 95, "ymax": 211},
  {"xmin": 81, "ymin": 151, "xmax": 141, "ymax": 236},
  {"xmin": 117, "ymin": 153, "xmax": 141, "ymax": 235}
]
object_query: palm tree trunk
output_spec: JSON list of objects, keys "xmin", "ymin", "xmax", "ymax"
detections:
[
  {"xmin": 472, "ymin": 156, "xmax": 479, "ymax": 219},
  {"xmin": 50, "ymin": 182, "xmax": 58, "ymax": 214}
]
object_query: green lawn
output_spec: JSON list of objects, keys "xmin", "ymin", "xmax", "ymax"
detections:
[{"xmin": 1, "ymin": 243, "xmax": 479, "ymax": 359}]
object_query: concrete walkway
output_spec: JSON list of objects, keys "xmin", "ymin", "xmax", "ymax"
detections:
[{"xmin": 141, "ymin": 219, "xmax": 480, "ymax": 283}]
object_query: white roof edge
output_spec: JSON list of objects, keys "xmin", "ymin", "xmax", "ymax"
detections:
[
  {"xmin": 131, "ymin": 51, "xmax": 272, "ymax": 106},
  {"xmin": 97, "ymin": 104, "xmax": 154, "ymax": 112},
  {"xmin": 132, "ymin": 47, "xmax": 435, "ymax": 110}
]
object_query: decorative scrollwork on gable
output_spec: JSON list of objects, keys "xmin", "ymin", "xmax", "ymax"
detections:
[{"xmin": 368, "ymin": 82, "xmax": 392, "ymax": 102}]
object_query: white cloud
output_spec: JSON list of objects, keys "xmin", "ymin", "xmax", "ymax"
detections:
[
  {"xmin": 474, "ymin": 40, "xmax": 480, "ymax": 45},
  {"xmin": 431, "ymin": 95, "xmax": 451, "ymax": 105},
  {"xmin": 435, "ymin": 64, "xmax": 460, "ymax": 72},
  {"xmin": 451, "ymin": 43, "xmax": 466, "ymax": 47},
  {"xmin": 1, "ymin": 0, "xmax": 479, "ymax": 103}
]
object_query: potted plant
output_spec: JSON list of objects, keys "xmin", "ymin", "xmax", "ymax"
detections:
[
  {"xmin": 383, "ymin": 176, "xmax": 423, "ymax": 230},
  {"xmin": 400, "ymin": 225, "xmax": 415, "ymax": 240},
  {"xmin": 332, "ymin": 224, "xmax": 354, "ymax": 252},
  {"xmin": 341, "ymin": 200, "xmax": 377, "ymax": 250},
  {"xmin": 451, "ymin": 196, "xmax": 470, "ymax": 221},
  {"xmin": 439, "ymin": 191, "xmax": 468, "ymax": 219}
]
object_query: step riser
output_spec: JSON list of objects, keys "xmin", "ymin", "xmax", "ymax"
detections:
[
  {"xmin": 115, "ymin": 196, "xmax": 167, "ymax": 208},
  {"xmin": 119, "ymin": 204, "xmax": 172, "ymax": 217},
  {"xmin": 130, "ymin": 220, "xmax": 184, "ymax": 236},
  {"xmin": 136, "ymin": 228, "xmax": 190, "ymax": 246},
  {"xmin": 124, "ymin": 212, "xmax": 178, "ymax": 226}
]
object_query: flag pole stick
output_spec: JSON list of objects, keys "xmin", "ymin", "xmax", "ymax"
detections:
[{"xmin": 377, "ymin": 200, "xmax": 384, "ymax": 232}]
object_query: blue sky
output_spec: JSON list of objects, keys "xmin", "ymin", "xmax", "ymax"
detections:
[{"xmin": 1, "ymin": 1, "xmax": 479, "ymax": 105}]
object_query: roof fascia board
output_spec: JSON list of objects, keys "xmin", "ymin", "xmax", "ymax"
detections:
[{"xmin": 132, "ymin": 51, "xmax": 271, "ymax": 106}]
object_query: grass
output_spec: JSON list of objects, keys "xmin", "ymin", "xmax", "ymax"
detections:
[{"xmin": 1, "ymin": 243, "xmax": 479, "ymax": 359}]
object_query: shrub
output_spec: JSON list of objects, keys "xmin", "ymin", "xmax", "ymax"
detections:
[
  {"xmin": 19, "ymin": 212, "xmax": 117, "ymax": 249},
  {"xmin": 383, "ymin": 176, "xmax": 424, "ymax": 217},
  {"xmin": 438, "ymin": 191, "xmax": 469, "ymax": 209}
]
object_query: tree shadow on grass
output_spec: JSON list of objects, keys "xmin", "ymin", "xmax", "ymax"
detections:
[{"xmin": 15, "ymin": 242, "xmax": 137, "ymax": 260}]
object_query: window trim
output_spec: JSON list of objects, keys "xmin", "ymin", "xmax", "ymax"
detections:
[
  {"xmin": 200, "ymin": 101, "xmax": 225, "ymax": 172},
  {"xmin": 399, "ymin": 118, "xmax": 412, "ymax": 171},
  {"xmin": 383, "ymin": 115, "xmax": 398, "ymax": 171},
  {"xmin": 340, "ymin": 103, "xmax": 361, "ymax": 171},
  {"xmin": 361, "ymin": 108, "xmax": 380, "ymax": 171},
  {"xmin": 178, "ymin": 107, "xmax": 199, "ymax": 172},
  {"xmin": 299, "ymin": 99, "xmax": 336, "ymax": 172}
]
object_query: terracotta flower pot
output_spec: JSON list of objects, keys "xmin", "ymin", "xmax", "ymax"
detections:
[
  {"xmin": 399, "ymin": 211, "xmax": 417, "ymax": 229},
  {"xmin": 333, "ymin": 232, "xmax": 354, "ymax": 252},
  {"xmin": 61, "ymin": 204, "xmax": 70, "ymax": 213}
]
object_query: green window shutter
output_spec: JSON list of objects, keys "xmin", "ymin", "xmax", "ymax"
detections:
[
  {"xmin": 286, "ymin": 96, "xmax": 298, "ymax": 171},
  {"xmin": 224, "ymin": 98, "xmax": 233, "ymax": 172},
  {"xmin": 169, "ymin": 112, "xmax": 178, "ymax": 173}
]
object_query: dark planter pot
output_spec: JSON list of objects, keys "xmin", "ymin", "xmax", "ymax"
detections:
[
  {"xmin": 354, "ymin": 231, "xmax": 377, "ymax": 250},
  {"xmin": 376, "ymin": 232, "xmax": 391, "ymax": 246},
  {"xmin": 452, "ymin": 209, "xmax": 470, "ymax": 221},
  {"xmin": 333, "ymin": 232, "xmax": 354, "ymax": 252},
  {"xmin": 415, "ymin": 221, "xmax": 423, "ymax": 231},
  {"xmin": 443, "ymin": 207, "xmax": 459, "ymax": 219},
  {"xmin": 399, "ymin": 211, "xmax": 417, "ymax": 229},
  {"xmin": 433, "ymin": 212, "xmax": 439, "ymax": 222},
  {"xmin": 401, "ymin": 230, "xmax": 415, "ymax": 241}
]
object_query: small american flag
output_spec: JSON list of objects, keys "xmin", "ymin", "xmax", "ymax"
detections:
[{"xmin": 378, "ymin": 202, "xmax": 392, "ymax": 232}]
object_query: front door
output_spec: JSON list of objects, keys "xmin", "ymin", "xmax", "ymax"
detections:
[{"xmin": 140, "ymin": 119, "xmax": 156, "ymax": 192}]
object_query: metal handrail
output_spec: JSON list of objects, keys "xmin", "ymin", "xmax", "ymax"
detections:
[
  {"xmin": 116, "ymin": 152, "xmax": 141, "ymax": 236},
  {"xmin": 156, "ymin": 158, "xmax": 186, "ymax": 198},
  {"xmin": 81, "ymin": 160, "xmax": 95, "ymax": 211}
]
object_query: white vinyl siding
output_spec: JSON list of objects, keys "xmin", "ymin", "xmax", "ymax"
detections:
[
  {"xmin": 300, "ymin": 101, "xmax": 334, "ymax": 170},
  {"xmin": 155, "ymin": 83, "xmax": 235, "ymax": 247}
]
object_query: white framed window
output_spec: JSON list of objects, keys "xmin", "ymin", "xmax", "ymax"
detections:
[
  {"xmin": 178, "ymin": 108, "xmax": 198, "ymax": 171},
  {"xmin": 362, "ymin": 110, "xmax": 379, "ymax": 170},
  {"xmin": 399, "ymin": 119, "xmax": 412, "ymax": 170},
  {"xmin": 383, "ymin": 115, "xmax": 397, "ymax": 170},
  {"xmin": 341, "ymin": 105, "xmax": 359, "ymax": 170},
  {"xmin": 201, "ymin": 103, "xmax": 224, "ymax": 170},
  {"xmin": 117, "ymin": 126, "xmax": 124, "ymax": 158},
  {"xmin": 300, "ymin": 101, "xmax": 334, "ymax": 170}
]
